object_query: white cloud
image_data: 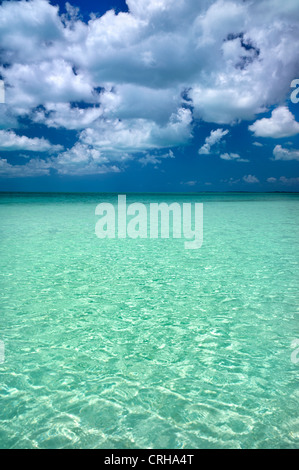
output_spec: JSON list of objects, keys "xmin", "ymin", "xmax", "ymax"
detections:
[
  {"xmin": 0, "ymin": 0, "xmax": 299, "ymax": 174},
  {"xmin": 180, "ymin": 180, "xmax": 197, "ymax": 186},
  {"xmin": 249, "ymin": 107, "xmax": 299, "ymax": 138},
  {"xmin": 139, "ymin": 150, "xmax": 174, "ymax": 166},
  {"xmin": 253, "ymin": 142, "xmax": 263, "ymax": 147},
  {"xmin": 267, "ymin": 175, "xmax": 299, "ymax": 185},
  {"xmin": 0, "ymin": 0, "xmax": 63, "ymax": 64},
  {"xmin": 1, "ymin": 0, "xmax": 298, "ymax": 126},
  {"xmin": 80, "ymin": 108, "xmax": 192, "ymax": 154},
  {"xmin": 0, "ymin": 157, "xmax": 51, "ymax": 177},
  {"xmin": 0, "ymin": 143, "xmax": 122, "ymax": 177},
  {"xmin": 2, "ymin": 60, "xmax": 95, "ymax": 111},
  {"xmin": 0, "ymin": 106, "xmax": 19, "ymax": 129},
  {"xmin": 99, "ymin": 84, "xmax": 183, "ymax": 125},
  {"xmin": 198, "ymin": 128, "xmax": 229, "ymax": 154},
  {"xmin": 220, "ymin": 152, "xmax": 249, "ymax": 162},
  {"xmin": 243, "ymin": 174, "xmax": 259, "ymax": 183},
  {"xmin": 279, "ymin": 176, "xmax": 299, "ymax": 185},
  {"xmin": 0, "ymin": 130, "xmax": 63, "ymax": 152},
  {"xmin": 126, "ymin": 0, "xmax": 175, "ymax": 19},
  {"xmin": 273, "ymin": 145, "xmax": 299, "ymax": 161},
  {"xmin": 189, "ymin": 1, "xmax": 299, "ymax": 124},
  {"xmin": 51, "ymin": 143, "xmax": 122, "ymax": 175},
  {"xmin": 32, "ymin": 103, "xmax": 103, "ymax": 130}
]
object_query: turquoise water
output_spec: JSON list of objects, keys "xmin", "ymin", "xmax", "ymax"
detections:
[{"xmin": 0, "ymin": 192, "xmax": 298, "ymax": 449}]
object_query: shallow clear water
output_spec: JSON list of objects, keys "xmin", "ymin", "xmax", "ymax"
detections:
[{"xmin": 0, "ymin": 192, "xmax": 298, "ymax": 449}]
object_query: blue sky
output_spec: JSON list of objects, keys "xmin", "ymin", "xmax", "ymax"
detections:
[{"xmin": 0, "ymin": 0, "xmax": 299, "ymax": 192}]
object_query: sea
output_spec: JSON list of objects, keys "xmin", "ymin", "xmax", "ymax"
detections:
[{"xmin": 0, "ymin": 192, "xmax": 298, "ymax": 449}]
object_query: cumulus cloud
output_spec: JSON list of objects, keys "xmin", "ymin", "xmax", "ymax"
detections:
[
  {"xmin": 0, "ymin": 106, "xmax": 19, "ymax": 129},
  {"xmin": 273, "ymin": 145, "xmax": 299, "ymax": 161},
  {"xmin": 267, "ymin": 175, "xmax": 299, "ymax": 185},
  {"xmin": 0, "ymin": 143, "xmax": 121, "ymax": 177},
  {"xmin": 0, "ymin": 0, "xmax": 299, "ymax": 175},
  {"xmin": 249, "ymin": 107, "xmax": 299, "ymax": 138},
  {"xmin": 3, "ymin": 60, "xmax": 96, "ymax": 113},
  {"xmin": 139, "ymin": 150, "xmax": 174, "ymax": 166},
  {"xmin": 180, "ymin": 180, "xmax": 197, "ymax": 186},
  {"xmin": 0, "ymin": 0, "xmax": 63, "ymax": 64},
  {"xmin": 99, "ymin": 84, "xmax": 183, "ymax": 125},
  {"xmin": 279, "ymin": 176, "xmax": 299, "ymax": 185},
  {"xmin": 32, "ymin": 103, "xmax": 103, "ymax": 130},
  {"xmin": 220, "ymin": 152, "xmax": 249, "ymax": 162},
  {"xmin": 198, "ymin": 128, "xmax": 229, "ymax": 154},
  {"xmin": 243, "ymin": 174, "xmax": 259, "ymax": 183},
  {"xmin": 50, "ymin": 143, "xmax": 122, "ymax": 175},
  {"xmin": 0, "ymin": 157, "xmax": 51, "ymax": 177},
  {"xmin": 0, "ymin": 130, "xmax": 63, "ymax": 152},
  {"xmin": 80, "ymin": 108, "xmax": 192, "ymax": 154}
]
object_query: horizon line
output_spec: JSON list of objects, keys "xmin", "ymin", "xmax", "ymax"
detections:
[{"xmin": 0, "ymin": 190, "xmax": 298, "ymax": 195}]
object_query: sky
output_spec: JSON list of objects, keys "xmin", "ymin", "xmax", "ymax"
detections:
[{"xmin": 0, "ymin": 0, "xmax": 299, "ymax": 192}]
